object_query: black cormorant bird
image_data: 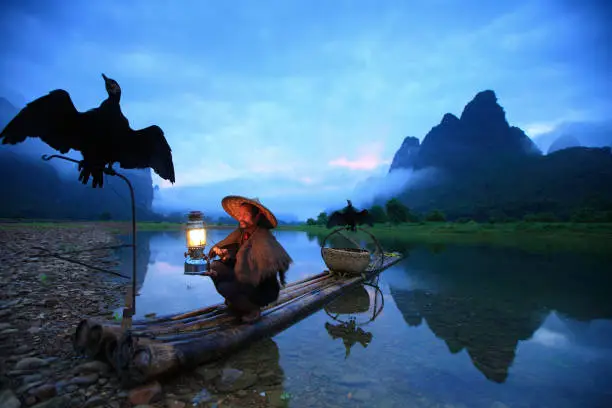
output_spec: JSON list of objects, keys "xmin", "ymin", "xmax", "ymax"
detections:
[
  {"xmin": 0, "ymin": 73, "xmax": 175, "ymax": 188},
  {"xmin": 327, "ymin": 200, "xmax": 374, "ymax": 231}
]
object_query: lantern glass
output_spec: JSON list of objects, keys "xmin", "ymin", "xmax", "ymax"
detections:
[
  {"xmin": 187, "ymin": 227, "xmax": 206, "ymax": 248},
  {"xmin": 185, "ymin": 211, "xmax": 209, "ymax": 274},
  {"xmin": 186, "ymin": 211, "xmax": 207, "ymax": 249}
]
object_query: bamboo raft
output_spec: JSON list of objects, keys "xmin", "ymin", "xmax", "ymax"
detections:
[{"xmin": 73, "ymin": 252, "xmax": 403, "ymax": 387}]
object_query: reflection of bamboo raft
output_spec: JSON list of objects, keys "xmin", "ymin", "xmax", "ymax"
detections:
[{"xmin": 73, "ymin": 253, "xmax": 402, "ymax": 387}]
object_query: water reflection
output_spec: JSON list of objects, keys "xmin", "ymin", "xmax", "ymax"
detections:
[
  {"xmin": 121, "ymin": 229, "xmax": 338, "ymax": 319},
  {"xmin": 115, "ymin": 231, "xmax": 153, "ymax": 291},
  {"xmin": 218, "ymin": 337, "xmax": 285, "ymax": 388},
  {"xmin": 323, "ymin": 282, "xmax": 384, "ymax": 359},
  {"xmin": 112, "ymin": 229, "xmax": 612, "ymax": 407},
  {"xmin": 388, "ymin": 244, "xmax": 612, "ymax": 384}
]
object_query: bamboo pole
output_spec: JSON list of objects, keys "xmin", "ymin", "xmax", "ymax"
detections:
[
  {"xmin": 75, "ymin": 254, "xmax": 401, "ymax": 386},
  {"xmin": 118, "ymin": 276, "xmax": 364, "ymax": 386},
  {"xmin": 100, "ymin": 271, "xmax": 332, "ymax": 328},
  {"xmin": 128, "ymin": 277, "xmax": 339, "ymax": 338},
  {"xmin": 146, "ymin": 282, "xmax": 340, "ymax": 343},
  {"xmin": 138, "ymin": 271, "xmax": 331, "ymax": 324},
  {"xmin": 115, "ymin": 255, "xmax": 402, "ymax": 386},
  {"xmin": 136, "ymin": 303, "xmax": 225, "ymax": 324},
  {"xmin": 283, "ymin": 270, "xmax": 329, "ymax": 287}
]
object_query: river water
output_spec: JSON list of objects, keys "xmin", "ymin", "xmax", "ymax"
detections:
[{"xmin": 113, "ymin": 229, "xmax": 612, "ymax": 408}]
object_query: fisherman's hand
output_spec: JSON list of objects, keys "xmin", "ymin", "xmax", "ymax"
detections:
[
  {"xmin": 217, "ymin": 248, "xmax": 230, "ymax": 260},
  {"xmin": 212, "ymin": 246, "xmax": 227, "ymax": 256},
  {"xmin": 203, "ymin": 269, "xmax": 218, "ymax": 278},
  {"xmin": 209, "ymin": 246, "xmax": 229, "ymax": 261}
]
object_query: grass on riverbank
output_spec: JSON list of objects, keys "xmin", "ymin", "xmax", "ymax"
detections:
[
  {"xmin": 0, "ymin": 219, "xmax": 231, "ymax": 232},
  {"xmin": 3, "ymin": 218, "xmax": 612, "ymax": 237},
  {"xmin": 2, "ymin": 219, "xmax": 611, "ymax": 254},
  {"xmin": 284, "ymin": 221, "xmax": 612, "ymax": 236},
  {"xmin": 286, "ymin": 221, "xmax": 612, "ymax": 254}
]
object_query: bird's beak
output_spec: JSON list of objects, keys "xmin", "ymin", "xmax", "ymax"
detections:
[{"xmin": 101, "ymin": 73, "xmax": 108, "ymax": 81}]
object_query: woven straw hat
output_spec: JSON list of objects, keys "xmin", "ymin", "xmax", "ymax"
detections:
[{"xmin": 221, "ymin": 195, "xmax": 278, "ymax": 228}]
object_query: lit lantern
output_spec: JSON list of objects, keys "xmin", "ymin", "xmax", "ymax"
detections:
[{"xmin": 184, "ymin": 211, "xmax": 208, "ymax": 273}]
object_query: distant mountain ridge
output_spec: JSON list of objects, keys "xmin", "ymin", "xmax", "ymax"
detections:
[
  {"xmin": 380, "ymin": 90, "xmax": 612, "ymax": 220},
  {"xmin": 390, "ymin": 90, "xmax": 541, "ymax": 174},
  {"xmin": 0, "ymin": 96, "xmax": 157, "ymax": 221},
  {"xmin": 547, "ymin": 134, "xmax": 581, "ymax": 154},
  {"xmin": 533, "ymin": 120, "xmax": 612, "ymax": 153}
]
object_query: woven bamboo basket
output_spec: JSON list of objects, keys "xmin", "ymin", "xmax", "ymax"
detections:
[
  {"xmin": 321, "ymin": 247, "xmax": 370, "ymax": 276},
  {"xmin": 320, "ymin": 227, "xmax": 384, "ymax": 276}
]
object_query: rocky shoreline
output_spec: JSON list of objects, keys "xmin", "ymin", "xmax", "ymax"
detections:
[{"xmin": 0, "ymin": 224, "xmax": 287, "ymax": 408}]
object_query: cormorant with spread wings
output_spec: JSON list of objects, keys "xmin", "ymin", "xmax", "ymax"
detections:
[
  {"xmin": 0, "ymin": 73, "xmax": 175, "ymax": 188},
  {"xmin": 327, "ymin": 200, "xmax": 374, "ymax": 231}
]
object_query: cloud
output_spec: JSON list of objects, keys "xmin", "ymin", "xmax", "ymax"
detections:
[
  {"xmin": 2, "ymin": 0, "xmax": 611, "ymax": 220},
  {"xmin": 529, "ymin": 119, "xmax": 612, "ymax": 152},
  {"xmin": 153, "ymin": 170, "xmax": 372, "ymax": 221},
  {"xmin": 351, "ymin": 167, "xmax": 442, "ymax": 208},
  {"xmin": 531, "ymin": 327, "xmax": 569, "ymax": 348},
  {"xmin": 328, "ymin": 142, "xmax": 392, "ymax": 171},
  {"xmin": 523, "ymin": 122, "xmax": 561, "ymax": 138},
  {"xmin": 299, "ymin": 176, "xmax": 314, "ymax": 185}
]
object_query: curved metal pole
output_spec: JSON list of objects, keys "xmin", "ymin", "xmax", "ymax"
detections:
[
  {"xmin": 41, "ymin": 154, "xmax": 137, "ymax": 317},
  {"xmin": 320, "ymin": 226, "xmax": 386, "ymax": 278},
  {"xmin": 324, "ymin": 282, "xmax": 385, "ymax": 327},
  {"xmin": 356, "ymin": 227, "xmax": 385, "ymax": 275}
]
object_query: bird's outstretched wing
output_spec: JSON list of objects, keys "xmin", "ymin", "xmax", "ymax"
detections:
[
  {"xmin": 116, "ymin": 125, "xmax": 176, "ymax": 183},
  {"xmin": 355, "ymin": 210, "xmax": 374, "ymax": 227},
  {"xmin": 327, "ymin": 211, "xmax": 347, "ymax": 228},
  {"xmin": 0, "ymin": 90, "xmax": 82, "ymax": 154}
]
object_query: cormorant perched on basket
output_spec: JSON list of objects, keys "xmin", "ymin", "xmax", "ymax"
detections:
[
  {"xmin": 327, "ymin": 200, "xmax": 374, "ymax": 231},
  {"xmin": 0, "ymin": 73, "xmax": 176, "ymax": 188}
]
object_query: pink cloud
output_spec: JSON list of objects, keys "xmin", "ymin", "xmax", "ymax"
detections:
[{"xmin": 328, "ymin": 142, "xmax": 391, "ymax": 171}]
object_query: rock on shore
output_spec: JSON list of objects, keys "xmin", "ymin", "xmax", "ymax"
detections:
[{"xmin": 0, "ymin": 223, "xmax": 291, "ymax": 408}]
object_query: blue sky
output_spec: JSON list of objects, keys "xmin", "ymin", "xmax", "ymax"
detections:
[{"xmin": 1, "ymin": 0, "xmax": 610, "ymax": 220}]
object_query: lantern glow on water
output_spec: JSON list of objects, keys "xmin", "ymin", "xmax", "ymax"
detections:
[{"xmin": 184, "ymin": 210, "xmax": 208, "ymax": 273}]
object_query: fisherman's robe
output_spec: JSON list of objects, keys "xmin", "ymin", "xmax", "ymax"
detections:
[{"xmin": 210, "ymin": 227, "xmax": 293, "ymax": 286}]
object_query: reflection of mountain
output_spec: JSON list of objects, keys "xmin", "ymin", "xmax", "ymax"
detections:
[
  {"xmin": 388, "ymin": 245, "xmax": 612, "ymax": 383},
  {"xmin": 114, "ymin": 231, "xmax": 153, "ymax": 292},
  {"xmin": 392, "ymin": 288, "xmax": 546, "ymax": 383}
]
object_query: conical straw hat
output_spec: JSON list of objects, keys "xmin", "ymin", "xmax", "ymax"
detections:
[{"xmin": 221, "ymin": 195, "xmax": 278, "ymax": 228}]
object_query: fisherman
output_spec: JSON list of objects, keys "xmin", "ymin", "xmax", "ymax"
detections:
[{"xmin": 205, "ymin": 196, "xmax": 293, "ymax": 323}]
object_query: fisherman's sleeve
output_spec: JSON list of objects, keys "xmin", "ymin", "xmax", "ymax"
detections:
[
  {"xmin": 216, "ymin": 229, "xmax": 242, "ymax": 248},
  {"xmin": 208, "ymin": 229, "xmax": 242, "ymax": 258}
]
